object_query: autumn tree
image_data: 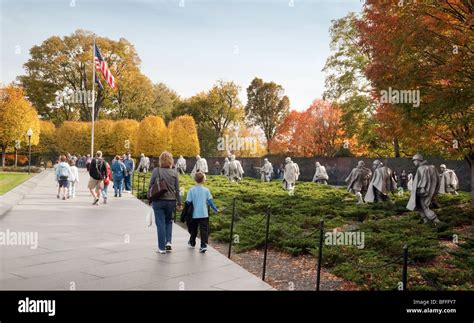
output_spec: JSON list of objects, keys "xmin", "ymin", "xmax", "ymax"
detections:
[
  {"xmin": 173, "ymin": 81, "xmax": 243, "ymax": 156},
  {"xmin": 270, "ymin": 100, "xmax": 365, "ymax": 157},
  {"xmin": 56, "ymin": 121, "xmax": 90, "ymax": 154},
  {"xmin": 136, "ymin": 116, "xmax": 167, "ymax": 156},
  {"xmin": 245, "ymin": 77, "xmax": 290, "ymax": 153},
  {"xmin": 0, "ymin": 86, "xmax": 40, "ymax": 166},
  {"xmin": 19, "ymin": 30, "xmax": 152, "ymax": 123},
  {"xmin": 168, "ymin": 115, "xmax": 200, "ymax": 157},
  {"xmin": 94, "ymin": 120, "xmax": 115, "ymax": 156},
  {"xmin": 357, "ymin": 0, "xmax": 474, "ymax": 202},
  {"xmin": 109, "ymin": 119, "xmax": 139, "ymax": 156},
  {"xmin": 33, "ymin": 120, "xmax": 57, "ymax": 154},
  {"xmin": 268, "ymin": 110, "xmax": 301, "ymax": 156},
  {"xmin": 105, "ymin": 69, "xmax": 155, "ymax": 120}
]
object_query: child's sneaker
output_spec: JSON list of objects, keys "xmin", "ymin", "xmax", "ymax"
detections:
[
  {"xmin": 155, "ymin": 249, "xmax": 166, "ymax": 254},
  {"xmin": 165, "ymin": 242, "xmax": 172, "ymax": 252},
  {"xmin": 103, "ymin": 197, "xmax": 107, "ymax": 205},
  {"xmin": 187, "ymin": 241, "xmax": 195, "ymax": 249},
  {"xmin": 199, "ymin": 247, "xmax": 207, "ymax": 253}
]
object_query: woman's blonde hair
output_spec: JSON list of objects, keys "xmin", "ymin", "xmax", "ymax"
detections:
[{"xmin": 159, "ymin": 151, "xmax": 173, "ymax": 168}]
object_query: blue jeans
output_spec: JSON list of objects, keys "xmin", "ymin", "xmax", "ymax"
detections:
[
  {"xmin": 113, "ymin": 175, "xmax": 123, "ymax": 196},
  {"xmin": 101, "ymin": 185, "xmax": 108, "ymax": 198},
  {"xmin": 124, "ymin": 174, "xmax": 131, "ymax": 191},
  {"xmin": 152, "ymin": 200, "xmax": 175, "ymax": 251}
]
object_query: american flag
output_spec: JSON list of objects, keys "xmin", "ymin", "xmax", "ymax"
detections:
[{"xmin": 94, "ymin": 44, "xmax": 116, "ymax": 90}]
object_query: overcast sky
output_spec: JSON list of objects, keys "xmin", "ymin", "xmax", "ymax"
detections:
[{"xmin": 0, "ymin": 0, "xmax": 363, "ymax": 111}]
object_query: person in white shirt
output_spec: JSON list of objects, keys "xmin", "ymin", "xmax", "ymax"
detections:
[{"xmin": 68, "ymin": 160, "xmax": 80, "ymax": 198}]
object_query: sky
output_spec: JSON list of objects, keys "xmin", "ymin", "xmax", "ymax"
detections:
[{"xmin": 0, "ymin": 0, "xmax": 363, "ymax": 111}]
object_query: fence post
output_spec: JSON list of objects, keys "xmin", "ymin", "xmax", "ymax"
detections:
[
  {"xmin": 228, "ymin": 197, "xmax": 236, "ymax": 259},
  {"xmin": 262, "ymin": 205, "xmax": 271, "ymax": 281},
  {"xmin": 142, "ymin": 173, "xmax": 146, "ymax": 199},
  {"xmin": 402, "ymin": 244, "xmax": 408, "ymax": 291},
  {"xmin": 316, "ymin": 218, "xmax": 325, "ymax": 291}
]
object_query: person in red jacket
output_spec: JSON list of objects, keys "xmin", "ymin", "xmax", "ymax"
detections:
[{"xmin": 101, "ymin": 161, "xmax": 112, "ymax": 205}]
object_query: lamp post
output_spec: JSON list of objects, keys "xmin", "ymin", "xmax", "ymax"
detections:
[{"xmin": 27, "ymin": 128, "xmax": 33, "ymax": 174}]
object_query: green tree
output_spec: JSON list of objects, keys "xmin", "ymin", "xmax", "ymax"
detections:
[
  {"xmin": 245, "ymin": 77, "xmax": 290, "ymax": 153},
  {"xmin": 322, "ymin": 13, "xmax": 381, "ymax": 155},
  {"xmin": 152, "ymin": 83, "xmax": 180, "ymax": 123}
]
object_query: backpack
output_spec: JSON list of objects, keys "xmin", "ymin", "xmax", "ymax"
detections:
[
  {"xmin": 89, "ymin": 158, "xmax": 104, "ymax": 180},
  {"xmin": 57, "ymin": 163, "xmax": 69, "ymax": 179}
]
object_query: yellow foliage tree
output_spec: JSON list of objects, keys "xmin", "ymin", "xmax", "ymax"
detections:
[
  {"xmin": 94, "ymin": 120, "xmax": 115, "ymax": 156},
  {"xmin": 33, "ymin": 120, "xmax": 57, "ymax": 154},
  {"xmin": 56, "ymin": 121, "xmax": 90, "ymax": 155},
  {"xmin": 110, "ymin": 119, "xmax": 139, "ymax": 156},
  {"xmin": 137, "ymin": 116, "xmax": 169, "ymax": 157},
  {"xmin": 0, "ymin": 85, "xmax": 40, "ymax": 166},
  {"xmin": 168, "ymin": 115, "xmax": 200, "ymax": 157}
]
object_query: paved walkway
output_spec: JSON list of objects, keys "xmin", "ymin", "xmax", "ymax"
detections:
[{"xmin": 0, "ymin": 169, "xmax": 273, "ymax": 290}]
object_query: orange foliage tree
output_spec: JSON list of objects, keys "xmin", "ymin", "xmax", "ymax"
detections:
[{"xmin": 270, "ymin": 100, "xmax": 367, "ymax": 157}]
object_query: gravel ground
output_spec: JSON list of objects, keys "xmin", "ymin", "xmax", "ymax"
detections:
[{"xmin": 210, "ymin": 240, "xmax": 359, "ymax": 291}]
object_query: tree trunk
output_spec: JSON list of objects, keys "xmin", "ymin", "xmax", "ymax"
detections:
[
  {"xmin": 394, "ymin": 137, "xmax": 400, "ymax": 158},
  {"xmin": 1, "ymin": 145, "xmax": 5, "ymax": 167},
  {"xmin": 14, "ymin": 147, "xmax": 17, "ymax": 167}
]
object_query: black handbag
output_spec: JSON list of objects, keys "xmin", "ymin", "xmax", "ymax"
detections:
[
  {"xmin": 180, "ymin": 201, "xmax": 194, "ymax": 223},
  {"xmin": 147, "ymin": 168, "xmax": 169, "ymax": 202}
]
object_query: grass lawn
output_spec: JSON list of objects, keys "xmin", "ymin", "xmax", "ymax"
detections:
[
  {"xmin": 0, "ymin": 172, "xmax": 34, "ymax": 195},
  {"xmin": 133, "ymin": 173, "xmax": 474, "ymax": 291}
]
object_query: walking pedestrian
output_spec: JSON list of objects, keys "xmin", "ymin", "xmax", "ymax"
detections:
[
  {"xmin": 88, "ymin": 151, "xmax": 107, "ymax": 206},
  {"xmin": 111, "ymin": 155, "xmax": 126, "ymax": 197},
  {"xmin": 101, "ymin": 160, "xmax": 112, "ymax": 204},
  {"xmin": 68, "ymin": 159, "xmax": 79, "ymax": 198},
  {"xmin": 123, "ymin": 152, "xmax": 134, "ymax": 192},
  {"xmin": 55, "ymin": 155, "xmax": 72, "ymax": 200},
  {"xmin": 185, "ymin": 172, "xmax": 219, "ymax": 253},
  {"xmin": 148, "ymin": 151, "xmax": 182, "ymax": 254}
]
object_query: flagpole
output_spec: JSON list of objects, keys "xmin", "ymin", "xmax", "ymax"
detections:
[{"xmin": 91, "ymin": 37, "xmax": 96, "ymax": 157}]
